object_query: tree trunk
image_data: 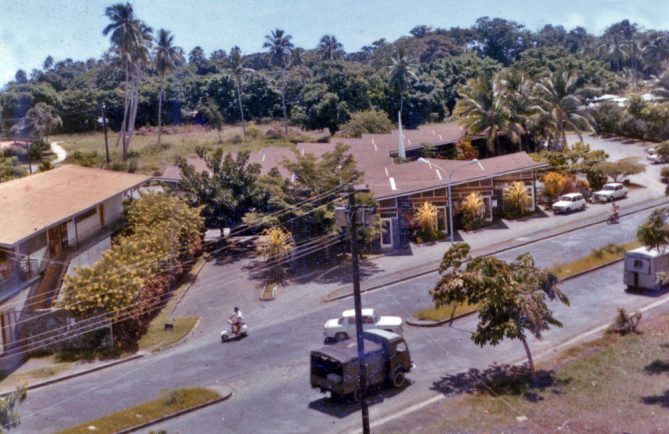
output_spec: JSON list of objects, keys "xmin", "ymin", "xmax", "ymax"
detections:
[
  {"xmin": 126, "ymin": 67, "xmax": 142, "ymax": 156},
  {"xmin": 399, "ymin": 93, "xmax": 404, "ymax": 120},
  {"xmin": 158, "ymin": 75, "xmax": 164, "ymax": 145},
  {"xmin": 116, "ymin": 61, "xmax": 131, "ymax": 160},
  {"xmin": 281, "ymin": 83, "xmax": 288, "ymax": 134},
  {"xmin": 236, "ymin": 77, "xmax": 245, "ymax": 139},
  {"xmin": 521, "ymin": 336, "xmax": 537, "ymax": 382}
]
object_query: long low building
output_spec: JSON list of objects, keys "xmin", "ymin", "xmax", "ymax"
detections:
[
  {"xmin": 0, "ymin": 165, "xmax": 150, "ymax": 352},
  {"xmin": 161, "ymin": 123, "xmax": 547, "ymax": 251}
]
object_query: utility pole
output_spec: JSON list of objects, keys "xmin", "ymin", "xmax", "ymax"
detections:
[
  {"xmin": 347, "ymin": 184, "xmax": 370, "ymax": 434},
  {"xmin": 101, "ymin": 103, "xmax": 110, "ymax": 168}
]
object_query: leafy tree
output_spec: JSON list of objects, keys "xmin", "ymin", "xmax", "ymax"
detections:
[
  {"xmin": 637, "ymin": 208, "xmax": 669, "ymax": 252},
  {"xmin": 43, "ymin": 55, "xmax": 54, "ymax": 71},
  {"xmin": 0, "ymin": 385, "xmax": 27, "ymax": 432},
  {"xmin": 471, "ymin": 17, "xmax": 531, "ymax": 65},
  {"xmin": 337, "ymin": 109, "xmax": 392, "ymax": 138},
  {"xmin": 595, "ymin": 157, "xmax": 645, "ymax": 182},
  {"xmin": 504, "ymin": 181, "xmax": 530, "ymax": 218},
  {"xmin": 317, "ymin": 35, "xmax": 345, "ymax": 61},
  {"xmin": 0, "ymin": 155, "xmax": 26, "ymax": 182},
  {"xmin": 197, "ymin": 99, "xmax": 224, "ymax": 142},
  {"xmin": 586, "ymin": 168, "xmax": 607, "ymax": 191},
  {"xmin": 542, "ymin": 171, "xmax": 567, "ymax": 203},
  {"xmin": 388, "ymin": 47, "xmax": 417, "ymax": 122},
  {"xmin": 264, "ymin": 28, "xmax": 294, "ymax": 133},
  {"xmin": 432, "ymin": 243, "xmax": 569, "ymax": 377},
  {"xmin": 409, "ymin": 25, "xmax": 432, "ymax": 38},
  {"xmin": 14, "ymin": 70, "xmax": 27, "ymax": 84},
  {"xmin": 154, "ymin": 29, "xmax": 184, "ymax": 145},
  {"xmin": 9, "ymin": 102, "xmax": 61, "ymax": 143},
  {"xmin": 178, "ymin": 149, "xmax": 269, "ymax": 229}
]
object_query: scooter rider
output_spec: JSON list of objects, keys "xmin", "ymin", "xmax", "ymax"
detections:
[
  {"xmin": 230, "ymin": 307, "xmax": 244, "ymax": 335},
  {"xmin": 611, "ymin": 202, "xmax": 620, "ymax": 222}
]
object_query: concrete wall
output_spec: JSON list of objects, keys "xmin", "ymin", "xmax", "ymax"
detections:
[{"xmin": 103, "ymin": 195, "xmax": 124, "ymax": 224}]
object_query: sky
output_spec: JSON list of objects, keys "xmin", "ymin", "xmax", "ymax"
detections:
[{"xmin": 1, "ymin": 0, "xmax": 669, "ymax": 85}]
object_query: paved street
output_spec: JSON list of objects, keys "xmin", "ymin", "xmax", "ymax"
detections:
[{"xmin": 15, "ymin": 202, "xmax": 669, "ymax": 433}]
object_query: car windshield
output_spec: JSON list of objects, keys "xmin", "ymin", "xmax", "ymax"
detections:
[
  {"xmin": 560, "ymin": 196, "xmax": 574, "ymax": 201},
  {"xmin": 603, "ymin": 185, "xmax": 615, "ymax": 191}
]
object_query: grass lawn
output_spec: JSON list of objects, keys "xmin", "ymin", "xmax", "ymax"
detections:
[
  {"xmin": 138, "ymin": 257, "xmax": 206, "ymax": 352},
  {"xmin": 57, "ymin": 387, "xmax": 221, "ymax": 434},
  {"xmin": 0, "ymin": 356, "xmax": 73, "ymax": 386},
  {"xmin": 52, "ymin": 123, "xmax": 324, "ymax": 175},
  {"xmin": 384, "ymin": 310, "xmax": 669, "ymax": 433},
  {"xmin": 414, "ymin": 240, "xmax": 640, "ymax": 322}
]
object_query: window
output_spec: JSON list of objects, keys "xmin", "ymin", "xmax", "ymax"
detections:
[
  {"xmin": 634, "ymin": 260, "xmax": 643, "ymax": 268},
  {"xmin": 75, "ymin": 208, "xmax": 97, "ymax": 223},
  {"xmin": 362, "ymin": 316, "xmax": 374, "ymax": 324}
]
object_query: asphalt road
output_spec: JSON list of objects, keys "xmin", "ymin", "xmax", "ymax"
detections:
[{"xmin": 15, "ymin": 206, "xmax": 669, "ymax": 433}]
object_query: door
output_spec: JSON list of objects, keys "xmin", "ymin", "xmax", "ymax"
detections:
[
  {"xmin": 380, "ymin": 218, "xmax": 394, "ymax": 248},
  {"xmin": 436, "ymin": 206, "xmax": 448, "ymax": 233},
  {"xmin": 47, "ymin": 226, "xmax": 62, "ymax": 256}
]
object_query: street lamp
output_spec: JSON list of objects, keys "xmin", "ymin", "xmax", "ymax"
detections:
[{"xmin": 418, "ymin": 157, "xmax": 485, "ymax": 243}]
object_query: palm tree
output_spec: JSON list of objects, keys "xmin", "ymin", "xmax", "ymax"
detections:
[
  {"xmin": 264, "ymin": 29, "xmax": 294, "ymax": 133},
  {"xmin": 103, "ymin": 3, "xmax": 152, "ymax": 160},
  {"xmin": 229, "ymin": 46, "xmax": 252, "ymax": 139},
  {"xmin": 154, "ymin": 29, "xmax": 183, "ymax": 145},
  {"xmin": 503, "ymin": 181, "xmax": 531, "ymax": 218},
  {"xmin": 454, "ymin": 74, "xmax": 509, "ymax": 155},
  {"xmin": 534, "ymin": 69, "xmax": 594, "ymax": 150},
  {"xmin": 598, "ymin": 35, "xmax": 629, "ymax": 72},
  {"xmin": 388, "ymin": 48, "xmax": 418, "ymax": 121},
  {"xmin": 642, "ymin": 31, "xmax": 669, "ymax": 77},
  {"xmin": 317, "ymin": 35, "xmax": 344, "ymax": 61},
  {"xmin": 496, "ymin": 69, "xmax": 540, "ymax": 151}
]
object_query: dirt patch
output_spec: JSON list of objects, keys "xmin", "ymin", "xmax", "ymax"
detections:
[{"xmin": 383, "ymin": 312, "xmax": 669, "ymax": 433}]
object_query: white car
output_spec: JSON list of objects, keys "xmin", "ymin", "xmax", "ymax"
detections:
[
  {"xmin": 593, "ymin": 183, "xmax": 628, "ymax": 202},
  {"xmin": 552, "ymin": 193, "xmax": 586, "ymax": 214},
  {"xmin": 323, "ymin": 308, "xmax": 403, "ymax": 342},
  {"xmin": 646, "ymin": 149, "xmax": 668, "ymax": 164}
]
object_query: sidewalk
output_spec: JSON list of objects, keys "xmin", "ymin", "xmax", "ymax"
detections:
[{"xmin": 324, "ymin": 193, "xmax": 669, "ymax": 301}]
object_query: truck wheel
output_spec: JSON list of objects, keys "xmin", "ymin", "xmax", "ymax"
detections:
[
  {"xmin": 352, "ymin": 388, "xmax": 365, "ymax": 403},
  {"xmin": 391, "ymin": 368, "xmax": 406, "ymax": 388},
  {"xmin": 330, "ymin": 391, "xmax": 342, "ymax": 401},
  {"xmin": 335, "ymin": 332, "xmax": 348, "ymax": 342}
]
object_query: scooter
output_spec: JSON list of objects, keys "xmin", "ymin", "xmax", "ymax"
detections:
[
  {"xmin": 607, "ymin": 213, "xmax": 620, "ymax": 224},
  {"xmin": 220, "ymin": 319, "xmax": 248, "ymax": 342}
]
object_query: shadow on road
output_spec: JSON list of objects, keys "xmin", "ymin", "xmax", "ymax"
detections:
[
  {"xmin": 430, "ymin": 363, "xmax": 569, "ymax": 403},
  {"xmin": 641, "ymin": 390, "xmax": 669, "ymax": 408},
  {"xmin": 644, "ymin": 359, "xmax": 669, "ymax": 375},
  {"xmin": 624, "ymin": 287, "xmax": 669, "ymax": 298},
  {"xmin": 308, "ymin": 382, "xmax": 412, "ymax": 418}
]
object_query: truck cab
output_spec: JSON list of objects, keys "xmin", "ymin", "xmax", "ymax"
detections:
[{"xmin": 310, "ymin": 329, "xmax": 412, "ymax": 402}]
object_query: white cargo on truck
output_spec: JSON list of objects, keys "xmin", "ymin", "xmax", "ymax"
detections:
[{"xmin": 623, "ymin": 246, "xmax": 669, "ymax": 290}]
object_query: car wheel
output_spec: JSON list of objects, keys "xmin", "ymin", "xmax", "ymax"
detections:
[
  {"xmin": 335, "ymin": 332, "xmax": 348, "ymax": 342},
  {"xmin": 391, "ymin": 368, "xmax": 406, "ymax": 388},
  {"xmin": 221, "ymin": 334, "xmax": 228, "ymax": 343},
  {"xmin": 609, "ymin": 196, "xmax": 613, "ymax": 202},
  {"xmin": 581, "ymin": 204, "xmax": 586, "ymax": 211},
  {"xmin": 623, "ymin": 192, "xmax": 628, "ymax": 198}
]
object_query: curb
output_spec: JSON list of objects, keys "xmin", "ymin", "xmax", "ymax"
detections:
[
  {"xmin": 323, "ymin": 197, "xmax": 668, "ymax": 302},
  {"xmin": 0, "ymin": 352, "xmax": 146, "ymax": 396},
  {"xmin": 116, "ymin": 386, "xmax": 233, "ymax": 434},
  {"xmin": 407, "ymin": 256, "xmax": 628, "ymax": 327},
  {"xmin": 168, "ymin": 256, "xmax": 208, "ymax": 319}
]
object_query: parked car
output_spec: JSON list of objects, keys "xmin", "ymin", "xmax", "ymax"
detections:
[
  {"xmin": 646, "ymin": 148, "xmax": 668, "ymax": 164},
  {"xmin": 323, "ymin": 308, "xmax": 403, "ymax": 342},
  {"xmin": 311, "ymin": 329, "xmax": 412, "ymax": 401},
  {"xmin": 552, "ymin": 193, "xmax": 586, "ymax": 214},
  {"xmin": 593, "ymin": 183, "xmax": 628, "ymax": 202}
]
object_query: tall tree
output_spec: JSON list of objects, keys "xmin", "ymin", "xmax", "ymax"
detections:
[
  {"xmin": 102, "ymin": 2, "xmax": 152, "ymax": 160},
  {"xmin": 154, "ymin": 29, "xmax": 183, "ymax": 145},
  {"xmin": 10, "ymin": 102, "xmax": 61, "ymax": 173},
  {"xmin": 229, "ymin": 46, "xmax": 252, "ymax": 138},
  {"xmin": 454, "ymin": 73, "xmax": 508, "ymax": 155},
  {"xmin": 317, "ymin": 35, "xmax": 344, "ymax": 61},
  {"xmin": 496, "ymin": 68, "xmax": 539, "ymax": 150},
  {"xmin": 42, "ymin": 56, "xmax": 54, "ymax": 71},
  {"xmin": 263, "ymin": 28, "xmax": 294, "ymax": 133},
  {"xmin": 388, "ymin": 47, "xmax": 418, "ymax": 123},
  {"xmin": 534, "ymin": 69, "xmax": 593, "ymax": 150}
]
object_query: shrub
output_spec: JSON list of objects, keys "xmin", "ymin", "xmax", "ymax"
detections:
[
  {"xmin": 461, "ymin": 192, "xmax": 485, "ymax": 231},
  {"xmin": 586, "ymin": 168, "xmax": 607, "ymax": 191},
  {"xmin": 661, "ymin": 166, "xmax": 669, "ymax": 181},
  {"xmin": 608, "ymin": 308, "xmax": 641, "ymax": 335},
  {"xmin": 542, "ymin": 172, "xmax": 568, "ymax": 204},
  {"xmin": 338, "ymin": 110, "xmax": 393, "ymax": 138},
  {"xmin": 503, "ymin": 182, "xmax": 530, "ymax": 219},
  {"xmin": 412, "ymin": 201, "xmax": 440, "ymax": 242},
  {"xmin": 456, "ymin": 137, "xmax": 479, "ymax": 160}
]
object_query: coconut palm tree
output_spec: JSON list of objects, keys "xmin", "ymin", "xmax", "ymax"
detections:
[
  {"xmin": 229, "ymin": 46, "xmax": 253, "ymax": 139},
  {"xmin": 103, "ymin": 2, "xmax": 152, "ymax": 160},
  {"xmin": 496, "ymin": 69, "xmax": 540, "ymax": 151},
  {"xmin": 642, "ymin": 31, "xmax": 669, "ymax": 76},
  {"xmin": 263, "ymin": 29, "xmax": 294, "ymax": 133},
  {"xmin": 454, "ymin": 74, "xmax": 509, "ymax": 155},
  {"xmin": 317, "ymin": 35, "xmax": 344, "ymax": 61},
  {"xmin": 534, "ymin": 69, "xmax": 594, "ymax": 150},
  {"xmin": 154, "ymin": 29, "xmax": 183, "ymax": 145},
  {"xmin": 598, "ymin": 35, "xmax": 629, "ymax": 72},
  {"xmin": 388, "ymin": 48, "xmax": 418, "ymax": 121}
]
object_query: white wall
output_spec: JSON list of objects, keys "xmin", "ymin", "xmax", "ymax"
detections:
[
  {"xmin": 67, "ymin": 220, "xmax": 76, "ymax": 246},
  {"xmin": 103, "ymin": 195, "xmax": 124, "ymax": 225},
  {"xmin": 76, "ymin": 212, "xmax": 101, "ymax": 241}
]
